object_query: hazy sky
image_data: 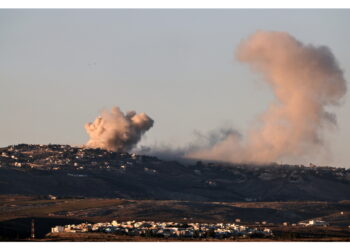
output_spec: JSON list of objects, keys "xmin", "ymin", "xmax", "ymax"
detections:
[{"xmin": 0, "ymin": 9, "xmax": 349, "ymax": 167}]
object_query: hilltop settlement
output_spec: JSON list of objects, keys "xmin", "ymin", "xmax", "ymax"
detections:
[{"xmin": 1, "ymin": 144, "xmax": 350, "ymax": 201}]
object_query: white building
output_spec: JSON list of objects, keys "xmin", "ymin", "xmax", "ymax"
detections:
[
  {"xmin": 51, "ymin": 226, "xmax": 64, "ymax": 233},
  {"xmin": 308, "ymin": 220, "xmax": 329, "ymax": 226}
]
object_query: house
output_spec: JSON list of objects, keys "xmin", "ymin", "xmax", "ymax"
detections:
[
  {"xmin": 48, "ymin": 194, "xmax": 57, "ymax": 200},
  {"xmin": 51, "ymin": 226, "xmax": 64, "ymax": 233},
  {"xmin": 308, "ymin": 220, "xmax": 329, "ymax": 226}
]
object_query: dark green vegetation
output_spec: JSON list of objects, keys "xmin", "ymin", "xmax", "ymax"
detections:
[{"xmin": 1, "ymin": 144, "xmax": 350, "ymax": 202}]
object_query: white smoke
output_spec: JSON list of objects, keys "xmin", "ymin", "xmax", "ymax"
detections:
[
  {"xmin": 187, "ymin": 31, "xmax": 347, "ymax": 164},
  {"xmin": 85, "ymin": 107, "xmax": 154, "ymax": 152}
]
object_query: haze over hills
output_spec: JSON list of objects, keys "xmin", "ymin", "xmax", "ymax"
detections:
[{"xmin": 0, "ymin": 144, "xmax": 350, "ymax": 202}]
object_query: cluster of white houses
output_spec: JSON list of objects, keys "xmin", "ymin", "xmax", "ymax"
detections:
[
  {"xmin": 51, "ymin": 220, "xmax": 274, "ymax": 238},
  {"xmin": 299, "ymin": 220, "xmax": 330, "ymax": 227},
  {"xmin": 0, "ymin": 144, "xmax": 165, "ymax": 176}
]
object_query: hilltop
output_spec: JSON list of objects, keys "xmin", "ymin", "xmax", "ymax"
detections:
[{"xmin": 0, "ymin": 144, "xmax": 350, "ymax": 202}]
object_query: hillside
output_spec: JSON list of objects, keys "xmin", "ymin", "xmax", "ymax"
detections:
[{"xmin": 0, "ymin": 144, "xmax": 350, "ymax": 202}]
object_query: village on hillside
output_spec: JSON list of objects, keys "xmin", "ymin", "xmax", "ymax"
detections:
[{"xmin": 51, "ymin": 220, "xmax": 274, "ymax": 239}]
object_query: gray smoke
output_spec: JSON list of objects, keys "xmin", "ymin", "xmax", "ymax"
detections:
[{"xmin": 136, "ymin": 127, "xmax": 241, "ymax": 161}]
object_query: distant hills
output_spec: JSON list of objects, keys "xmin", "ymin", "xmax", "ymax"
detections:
[{"xmin": 0, "ymin": 144, "xmax": 350, "ymax": 202}]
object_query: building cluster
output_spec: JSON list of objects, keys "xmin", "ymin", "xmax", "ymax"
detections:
[
  {"xmin": 280, "ymin": 219, "xmax": 330, "ymax": 227},
  {"xmin": 193, "ymin": 161, "xmax": 350, "ymax": 185},
  {"xmin": 1, "ymin": 144, "xmax": 350, "ymax": 193},
  {"xmin": 253, "ymin": 164, "xmax": 350, "ymax": 183},
  {"xmin": 0, "ymin": 144, "xmax": 161, "ymax": 174},
  {"xmin": 51, "ymin": 220, "xmax": 273, "ymax": 239},
  {"xmin": 298, "ymin": 220, "xmax": 330, "ymax": 227}
]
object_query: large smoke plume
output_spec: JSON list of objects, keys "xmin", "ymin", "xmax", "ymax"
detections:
[
  {"xmin": 187, "ymin": 31, "xmax": 347, "ymax": 164},
  {"xmin": 85, "ymin": 107, "xmax": 154, "ymax": 152}
]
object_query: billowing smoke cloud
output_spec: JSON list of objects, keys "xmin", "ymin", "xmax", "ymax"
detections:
[
  {"xmin": 136, "ymin": 127, "xmax": 241, "ymax": 161},
  {"xmin": 85, "ymin": 107, "xmax": 154, "ymax": 152},
  {"xmin": 188, "ymin": 31, "xmax": 347, "ymax": 164}
]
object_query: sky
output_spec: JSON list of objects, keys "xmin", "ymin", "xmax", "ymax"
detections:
[{"xmin": 0, "ymin": 9, "xmax": 349, "ymax": 167}]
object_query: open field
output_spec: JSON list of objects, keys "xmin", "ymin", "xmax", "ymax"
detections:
[{"xmin": 39, "ymin": 232, "xmax": 350, "ymax": 242}]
